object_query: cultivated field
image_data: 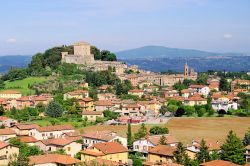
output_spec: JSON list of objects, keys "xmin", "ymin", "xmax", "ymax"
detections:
[
  {"xmin": 2, "ymin": 77, "xmax": 49, "ymax": 95},
  {"xmin": 82, "ymin": 117, "xmax": 250, "ymax": 144}
]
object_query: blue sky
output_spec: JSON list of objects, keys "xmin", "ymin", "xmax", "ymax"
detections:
[{"xmin": 0, "ymin": 0, "xmax": 250, "ymax": 55}]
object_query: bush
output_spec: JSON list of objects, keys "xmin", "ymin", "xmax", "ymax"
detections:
[
  {"xmin": 149, "ymin": 126, "xmax": 169, "ymax": 135},
  {"xmin": 175, "ymin": 108, "xmax": 185, "ymax": 117}
]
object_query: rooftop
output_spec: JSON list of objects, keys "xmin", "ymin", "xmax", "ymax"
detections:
[{"xmin": 29, "ymin": 154, "xmax": 81, "ymax": 165}]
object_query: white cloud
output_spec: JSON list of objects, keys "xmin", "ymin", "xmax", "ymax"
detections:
[
  {"xmin": 6, "ymin": 38, "xmax": 17, "ymax": 43},
  {"xmin": 223, "ymin": 33, "xmax": 233, "ymax": 39}
]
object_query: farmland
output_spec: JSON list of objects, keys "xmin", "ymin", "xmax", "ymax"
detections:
[{"xmin": 82, "ymin": 117, "xmax": 250, "ymax": 144}]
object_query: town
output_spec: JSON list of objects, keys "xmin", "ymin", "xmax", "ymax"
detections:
[{"xmin": 0, "ymin": 41, "xmax": 249, "ymax": 166}]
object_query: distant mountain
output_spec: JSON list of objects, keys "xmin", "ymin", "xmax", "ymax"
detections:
[
  {"xmin": 116, "ymin": 46, "xmax": 244, "ymax": 59},
  {"xmin": 0, "ymin": 55, "xmax": 32, "ymax": 73},
  {"xmin": 123, "ymin": 56, "xmax": 250, "ymax": 72}
]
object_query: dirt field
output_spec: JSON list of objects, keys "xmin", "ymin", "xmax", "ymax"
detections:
[{"xmin": 82, "ymin": 117, "xmax": 250, "ymax": 144}]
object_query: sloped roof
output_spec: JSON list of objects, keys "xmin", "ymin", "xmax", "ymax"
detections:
[
  {"xmin": 148, "ymin": 145, "xmax": 176, "ymax": 157},
  {"xmin": 29, "ymin": 154, "xmax": 81, "ymax": 165},
  {"xmin": 200, "ymin": 160, "xmax": 240, "ymax": 166},
  {"xmin": 93, "ymin": 142, "xmax": 128, "ymax": 155},
  {"xmin": 37, "ymin": 124, "xmax": 74, "ymax": 132}
]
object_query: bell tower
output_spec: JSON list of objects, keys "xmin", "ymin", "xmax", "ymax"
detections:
[{"xmin": 184, "ymin": 62, "xmax": 189, "ymax": 77}]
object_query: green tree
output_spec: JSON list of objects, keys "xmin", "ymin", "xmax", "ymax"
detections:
[
  {"xmin": 127, "ymin": 123, "xmax": 133, "ymax": 149},
  {"xmin": 159, "ymin": 105, "xmax": 168, "ymax": 115},
  {"xmin": 91, "ymin": 46, "xmax": 101, "ymax": 60},
  {"xmin": 149, "ymin": 126, "xmax": 169, "ymax": 135},
  {"xmin": 219, "ymin": 77, "xmax": 229, "ymax": 92},
  {"xmin": 220, "ymin": 130, "xmax": 245, "ymax": 165},
  {"xmin": 243, "ymin": 128, "xmax": 250, "ymax": 146},
  {"xmin": 103, "ymin": 110, "xmax": 118, "ymax": 120},
  {"xmin": 46, "ymin": 101, "xmax": 63, "ymax": 118},
  {"xmin": 174, "ymin": 142, "xmax": 189, "ymax": 165},
  {"xmin": 0, "ymin": 105, "xmax": 4, "ymax": 116},
  {"xmin": 134, "ymin": 123, "xmax": 148, "ymax": 140},
  {"xmin": 196, "ymin": 139, "xmax": 210, "ymax": 163},
  {"xmin": 158, "ymin": 135, "xmax": 167, "ymax": 145},
  {"xmin": 0, "ymin": 79, "xmax": 5, "ymax": 89}
]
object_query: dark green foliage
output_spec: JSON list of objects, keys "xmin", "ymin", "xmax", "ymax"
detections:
[
  {"xmin": 115, "ymin": 80, "xmax": 133, "ymax": 95},
  {"xmin": 173, "ymin": 81, "xmax": 187, "ymax": 91},
  {"xmin": 85, "ymin": 70, "xmax": 119, "ymax": 87},
  {"xmin": 127, "ymin": 123, "xmax": 133, "ymax": 148},
  {"xmin": 159, "ymin": 105, "xmax": 168, "ymax": 115},
  {"xmin": 174, "ymin": 142, "xmax": 190, "ymax": 165},
  {"xmin": 219, "ymin": 77, "xmax": 230, "ymax": 92},
  {"xmin": 149, "ymin": 126, "xmax": 169, "ymax": 135},
  {"xmin": 220, "ymin": 130, "xmax": 245, "ymax": 165},
  {"xmin": 175, "ymin": 108, "xmax": 185, "ymax": 117},
  {"xmin": 91, "ymin": 46, "xmax": 101, "ymax": 60},
  {"xmin": 74, "ymin": 152, "xmax": 81, "ymax": 160},
  {"xmin": 196, "ymin": 73, "xmax": 208, "ymax": 85},
  {"xmin": 0, "ymin": 105, "xmax": 4, "ymax": 116},
  {"xmin": 120, "ymin": 94, "xmax": 140, "ymax": 101},
  {"xmin": 103, "ymin": 110, "xmax": 118, "ymax": 120},
  {"xmin": 100, "ymin": 50, "xmax": 117, "ymax": 61},
  {"xmin": 243, "ymin": 128, "xmax": 250, "ymax": 146},
  {"xmin": 158, "ymin": 135, "xmax": 167, "ymax": 145},
  {"xmin": 46, "ymin": 101, "xmax": 63, "ymax": 118},
  {"xmin": 134, "ymin": 123, "xmax": 148, "ymax": 140},
  {"xmin": 2, "ymin": 68, "xmax": 28, "ymax": 81},
  {"xmin": 0, "ymin": 79, "xmax": 5, "ymax": 89},
  {"xmin": 196, "ymin": 139, "xmax": 210, "ymax": 163}
]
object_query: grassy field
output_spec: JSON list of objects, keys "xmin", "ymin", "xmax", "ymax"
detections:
[
  {"xmin": 82, "ymin": 117, "xmax": 250, "ymax": 144},
  {"xmin": 3, "ymin": 77, "xmax": 49, "ymax": 95}
]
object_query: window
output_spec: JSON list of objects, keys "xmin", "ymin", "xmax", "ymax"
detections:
[
  {"xmin": 42, "ymin": 133, "xmax": 45, "ymax": 137},
  {"xmin": 67, "ymin": 147, "xmax": 71, "ymax": 151}
]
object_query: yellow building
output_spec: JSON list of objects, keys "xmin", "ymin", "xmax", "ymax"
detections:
[
  {"xmin": 80, "ymin": 142, "xmax": 128, "ymax": 164},
  {"xmin": 0, "ymin": 141, "xmax": 19, "ymax": 165},
  {"xmin": 183, "ymin": 94, "xmax": 207, "ymax": 106},
  {"xmin": 0, "ymin": 90, "xmax": 22, "ymax": 99},
  {"xmin": 128, "ymin": 89, "xmax": 144, "ymax": 97},
  {"xmin": 82, "ymin": 111, "xmax": 104, "ymax": 121},
  {"xmin": 147, "ymin": 145, "xmax": 176, "ymax": 164},
  {"xmin": 63, "ymin": 90, "xmax": 89, "ymax": 100},
  {"xmin": 78, "ymin": 97, "xmax": 94, "ymax": 111}
]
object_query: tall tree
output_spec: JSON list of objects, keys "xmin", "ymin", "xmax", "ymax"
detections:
[
  {"xmin": 220, "ymin": 130, "xmax": 245, "ymax": 165},
  {"xmin": 219, "ymin": 77, "xmax": 229, "ymax": 92},
  {"xmin": 0, "ymin": 105, "xmax": 4, "ymax": 116},
  {"xmin": 127, "ymin": 123, "xmax": 133, "ymax": 149},
  {"xmin": 46, "ymin": 101, "xmax": 63, "ymax": 118},
  {"xmin": 243, "ymin": 128, "xmax": 250, "ymax": 146},
  {"xmin": 196, "ymin": 139, "xmax": 210, "ymax": 163},
  {"xmin": 174, "ymin": 142, "xmax": 190, "ymax": 165},
  {"xmin": 134, "ymin": 123, "xmax": 148, "ymax": 140}
]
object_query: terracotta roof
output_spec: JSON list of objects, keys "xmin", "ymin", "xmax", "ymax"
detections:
[
  {"xmin": 147, "ymin": 134, "xmax": 179, "ymax": 145},
  {"xmin": 80, "ymin": 149, "xmax": 105, "ymax": 156},
  {"xmin": 82, "ymin": 130, "xmax": 117, "ymax": 141},
  {"xmin": 144, "ymin": 161, "xmax": 183, "ymax": 166},
  {"xmin": 40, "ymin": 138, "xmax": 77, "ymax": 146},
  {"xmin": 167, "ymin": 96, "xmax": 184, "ymax": 102},
  {"xmin": 98, "ymin": 85, "xmax": 110, "ymax": 90},
  {"xmin": 82, "ymin": 111, "xmax": 103, "ymax": 115},
  {"xmin": 95, "ymin": 100, "xmax": 114, "ymax": 106},
  {"xmin": 20, "ymin": 136, "xmax": 38, "ymax": 143},
  {"xmin": 193, "ymin": 139, "xmax": 221, "ymax": 151},
  {"xmin": 123, "ymin": 104, "xmax": 140, "ymax": 108},
  {"xmin": 0, "ymin": 90, "xmax": 21, "ymax": 94},
  {"xmin": 93, "ymin": 142, "xmax": 128, "ymax": 154},
  {"xmin": 63, "ymin": 131, "xmax": 81, "ymax": 137},
  {"xmin": 0, "ymin": 128, "xmax": 16, "ymax": 135},
  {"xmin": 0, "ymin": 141, "xmax": 9, "ymax": 149},
  {"xmin": 185, "ymin": 94, "xmax": 206, "ymax": 101},
  {"xmin": 67, "ymin": 90, "xmax": 88, "ymax": 95},
  {"xmin": 200, "ymin": 160, "xmax": 240, "ymax": 166},
  {"xmin": 15, "ymin": 123, "xmax": 40, "ymax": 130},
  {"xmin": 0, "ymin": 116, "xmax": 9, "ymax": 121},
  {"xmin": 128, "ymin": 89, "xmax": 144, "ymax": 93},
  {"xmin": 148, "ymin": 145, "xmax": 176, "ymax": 157},
  {"xmin": 29, "ymin": 154, "xmax": 81, "ymax": 165},
  {"xmin": 37, "ymin": 124, "xmax": 74, "ymax": 132},
  {"xmin": 189, "ymin": 84, "xmax": 206, "ymax": 89},
  {"xmin": 79, "ymin": 97, "xmax": 93, "ymax": 102}
]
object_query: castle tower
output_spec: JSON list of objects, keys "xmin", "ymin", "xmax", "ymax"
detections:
[
  {"xmin": 184, "ymin": 62, "xmax": 189, "ymax": 77},
  {"xmin": 73, "ymin": 42, "xmax": 94, "ymax": 65}
]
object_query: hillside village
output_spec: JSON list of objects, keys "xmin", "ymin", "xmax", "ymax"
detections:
[{"xmin": 0, "ymin": 41, "xmax": 249, "ymax": 166}]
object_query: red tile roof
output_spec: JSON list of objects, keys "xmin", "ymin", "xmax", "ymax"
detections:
[
  {"xmin": 148, "ymin": 145, "xmax": 176, "ymax": 157},
  {"xmin": 0, "ymin": 90, "xmax": 21, "ymax": 94},
  {"xmin": 128, "ymin": 89, "xmax": 144, "ymax": 93},
  {"xmin": 20, "ymin": 136, "xmax": 38, "ymax": 143},
  {"xmin": 93, "ymin": 142, "xmax": 128, "ymax": 154},
  {"xmin": 29, "ymin": 154, "xmax": 81, "ymax": 165},
  {"xmin": 185, "ymin": 94, "xmax": 206, "ymax": 101},
  {"xmin": 0, "ymin": 128, "xmax": 16, "ymax": 135},
  {"xmin": 40, "ymin": 138, "xmax": 77, "ymax": 146},
  {"xmin": 0, "ymin": 141, "xmax": 9, "ymax": 149},
  {"xmin": 189, "ymin": 84, "xmax": 206, "ymax": 89},
  {"xmin": 15, "ymin": 123, "xmax": 40, "ymax": 130},
  {"xmin": 200, "ymin": 160, "xmax": 240, "ymax": 166},
  {"xmin": 95, "ymin": 100, "xmax": 114, "ymax": 106},
  {"xmin": 67, "ymin": 90, "xmax": 88, "ymax": 95},
  {"xmin": 82, "ymin": 130, "xmax": 116, "ymax": 141},
  {"xmin": 37, "ymin": 124, "xmax": 74, "ymax": 132}
]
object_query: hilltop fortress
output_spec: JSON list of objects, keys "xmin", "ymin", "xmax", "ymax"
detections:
[{"xmin": 61, "ymin": 41, "xmax": 197, "ymax": 86}]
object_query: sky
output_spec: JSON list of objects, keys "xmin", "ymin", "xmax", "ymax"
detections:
[{"xmin": 0, "ymin": 0, "xmax": 250, "ymax": 55}]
